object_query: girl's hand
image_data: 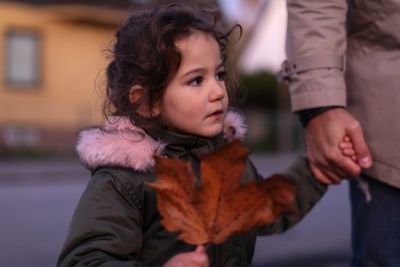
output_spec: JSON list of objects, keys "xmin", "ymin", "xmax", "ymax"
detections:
[
  {"xmin": 164, "ymin": 245, "xmax": 209, "ymax": 267},
  {"xmin": 339, "ymin": 136, "xmax": 358, "ymax": 163}
]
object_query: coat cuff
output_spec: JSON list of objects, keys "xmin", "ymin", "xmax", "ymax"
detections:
[
  {"xmin": 279, "ymin": 54, "xmax": 347, "ymax": 112},
  {"xmin": 279, "ymin": 54, "xmax": 345, "ymax": 80},
  {"xmin": 288, "ymin": 68, "xmax": 347, "ymax": 112},
  {"xmin": 297, "ymin": 106, "xmax": 343, "ymax": 127}
]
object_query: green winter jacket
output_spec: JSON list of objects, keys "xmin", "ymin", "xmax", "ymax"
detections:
[{"xmin": 57, "ymin": 111, "xmax": 327, "ymax": 267}]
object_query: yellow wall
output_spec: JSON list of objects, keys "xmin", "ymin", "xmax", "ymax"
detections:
[{"xmin": 0, "ymin": 3, "xmax": 117, "ymax": 129}]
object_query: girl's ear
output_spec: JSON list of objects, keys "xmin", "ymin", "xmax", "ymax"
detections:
[
  {"xmin": 129, "ymin": 85, "xmax": 151, "ymax": 117},
  {"xmin": 129, "ymin": 85, "xmax": 145, "ymax": 105}
]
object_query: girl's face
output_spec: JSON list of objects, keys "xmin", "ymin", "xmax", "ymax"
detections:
[{"xmin": 154, "ymin": 30, "xmax": 228, "ymax": 137}]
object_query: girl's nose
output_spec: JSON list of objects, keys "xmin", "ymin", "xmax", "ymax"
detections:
[{"xmin": 209, "ymin": 82, "xmax": 226, "ymax": 102}]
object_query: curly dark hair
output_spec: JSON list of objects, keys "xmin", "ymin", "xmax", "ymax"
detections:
[{"xmin": 104, "ymin": 2, "xmax": 241, "ymax": 128}]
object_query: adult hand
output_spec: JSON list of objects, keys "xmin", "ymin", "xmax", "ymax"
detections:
[
  {"xmin": 164, "ymin": 245, "xmax": 209, "ymax": 267},
  {"xmin": 305, "ymin": 108, "xmax": 372, "ymax": 184}
]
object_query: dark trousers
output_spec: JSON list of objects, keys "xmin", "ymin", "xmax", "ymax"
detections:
[{"xmin": 350, "ymin": 174, "xmax": 400, "ymax": 267}]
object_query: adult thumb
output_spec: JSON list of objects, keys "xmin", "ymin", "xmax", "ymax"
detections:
[{"xmin": 347, "ymin": 124, "xmax": 372, "ymax": 168}]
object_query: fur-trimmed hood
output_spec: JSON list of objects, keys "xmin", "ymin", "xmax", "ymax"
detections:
[{"xmin": 76, "ymin": 111, "xmax": 247, "ymax": 171}]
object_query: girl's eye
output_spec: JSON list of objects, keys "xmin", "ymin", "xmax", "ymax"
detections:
[
  {"xmin": 188, "ymin": 76, "xmax": 203, "ymax": 86},
  {"xmin": 216, "ymin": 71, "xmax": 226, "ymax": 81}
]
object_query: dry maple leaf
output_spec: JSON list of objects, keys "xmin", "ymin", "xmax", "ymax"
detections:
[{"xmin": 147, "ymin": 140, "xmax": 297, "ymax": 245}]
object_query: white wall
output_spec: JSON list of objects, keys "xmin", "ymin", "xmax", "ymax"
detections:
[{"xmin": 219, "ymin": 0, "xmax": 287, "ymax": 73}]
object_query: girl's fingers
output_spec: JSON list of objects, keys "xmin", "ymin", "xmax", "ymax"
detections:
[
  {"xmin": 192, "ymin": 245, "xmax": 209, "ymax": 266},
  {"xmin": 191, "ymin": 254, "xmax": 208, "ymax": 265},
  {"xmin": 340, "ymin": 137, "xmax": 357, "ymax": 162},
  {"xmin": 340, "ymin": 145, "xmax": 358, "ymax": 163},
  {"xmin": 194, "ymin": 245, "xmax": 206, "ymax": 254},
  {"xmin": 339, "ymin": 141, "xmax": 353, "ymax": 149},
  {"xmin": 343, "ymin": 148, "xmax": 355, "ymax": 156}
]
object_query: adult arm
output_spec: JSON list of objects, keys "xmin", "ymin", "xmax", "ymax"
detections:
[{"xmin": 285, "ymin": 0, "xmax": 371, "ymax": 184}]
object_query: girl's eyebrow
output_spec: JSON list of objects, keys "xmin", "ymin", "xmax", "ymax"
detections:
[
  {"xmin": 180, "ymin": 62, "xmax": 224, "ymax": 79},
  {"xmin": 181, "ymin": 68, "xmax": 205, "ymax": 79}
]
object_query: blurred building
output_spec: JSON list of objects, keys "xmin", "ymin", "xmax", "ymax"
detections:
[
  {"xmin": 0, "ymin": 0, "xmax": 215, "ymax": 155},
  {"xmin": 0, "ymin": 1, "xmax": 128, "ymax": 154}
]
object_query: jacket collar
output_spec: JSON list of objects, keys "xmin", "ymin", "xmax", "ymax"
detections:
[
  {"xmin": 144, "ymin": 126, "xmax": 224, "ymax": 160},
  {"xmin": 76, "ymin": 110, "xmax": 247, "ymax": 171}
]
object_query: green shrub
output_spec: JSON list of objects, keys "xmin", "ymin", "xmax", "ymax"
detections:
[{"xmin": 238, "ymin": 71, "xmax": 279, "ymax": 109}]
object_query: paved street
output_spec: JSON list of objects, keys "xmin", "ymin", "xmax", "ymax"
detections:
[{"xmin": 0, "ymin": 154, "xmax": 351, "ymax": 267}]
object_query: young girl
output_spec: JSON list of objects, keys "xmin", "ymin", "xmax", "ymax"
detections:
[{"xmin": 58, "ymin": 3, "xmax": 329, "ymax": 267}]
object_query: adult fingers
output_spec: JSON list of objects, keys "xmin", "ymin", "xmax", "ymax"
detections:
[
  {"xmin": 310, "ymin": 147, "xmax": 356, "ymax": 180},
  {"xmin": 327, "ymin": 153, "xmax": 361, "ymax": 178},
  {"xmin": 346, "ymin": 122, "xmax": 372, "ymax": 168},
  {"xmin": 310, "ymin": 163, "xmax": 337, "ymax": 185},
  {"xmin": 319, "ymin": 164, "xmax": 343, "ymax": 184},
  {"xmin": 307, "ymin": 146, "xmax": 344, "ymax": 184}
]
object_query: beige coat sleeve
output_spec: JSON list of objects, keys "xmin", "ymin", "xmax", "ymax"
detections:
[{"xmin": 285, "ymin": 0, "xmax": 348, "ymax": 112}]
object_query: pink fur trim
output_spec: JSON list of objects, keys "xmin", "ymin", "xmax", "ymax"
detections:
[
  {"xmin": 223, "ymin": 110, "xmax": 247, "ymax": 142},
  {"xmin": 77, "ymin": 111, "xmax": 247, "ymax": 170},
  {"xmin": 76, "ymin": 117, "xmax": 165, "ymax": 171}
]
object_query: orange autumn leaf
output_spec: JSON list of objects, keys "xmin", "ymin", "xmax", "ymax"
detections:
[{"xmin": 147, "ymin": 140, "xmax": 297, "ymax": 245}]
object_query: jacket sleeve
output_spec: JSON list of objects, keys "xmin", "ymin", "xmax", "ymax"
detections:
[
  {"xmin": 257, "ymin": 156, "xmax": 327, "ymax": 235},
  {"xmin": 57, "ymin": 170, "xmax": 146, "ymax": 267},
  {"xmin": 285, "ymin": 0, "xmax": 348, "ymax": 112}
]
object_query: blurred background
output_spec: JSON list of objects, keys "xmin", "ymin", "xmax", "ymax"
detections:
[{"xmin": 0, "ymin": 0, "xmax": 351, "ymax": 266}]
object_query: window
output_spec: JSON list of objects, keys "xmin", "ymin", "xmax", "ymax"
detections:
[
  {"xmin": 5, "ymin": 30, "xmax": 41, "ymax": 88},
  {"xmin": 2, "ymin": 125, "xmax": 40, "ymax": 147}
]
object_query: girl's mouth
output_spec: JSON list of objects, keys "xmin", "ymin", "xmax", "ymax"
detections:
[{"xmin": 207, "ymin": 109, "xmax": 223, "ymax": 118}]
